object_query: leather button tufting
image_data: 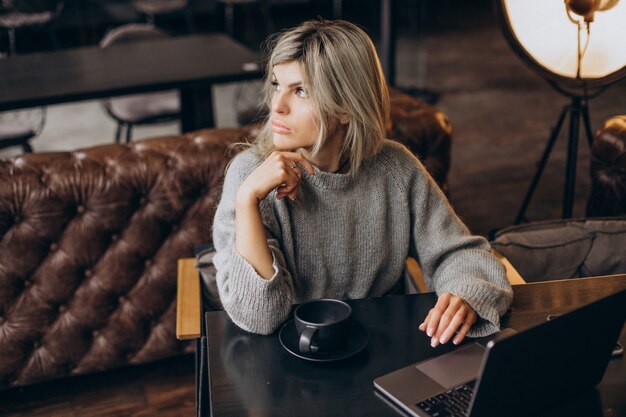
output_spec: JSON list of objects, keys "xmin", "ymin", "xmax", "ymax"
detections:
[
  {"xmin": 23, "ymin": 280, "xmax": 32, "ymax": 288},
  {"xmin": 144, "ymin": 259, "xmax": 152, "ymax": 268},
  {"xmin": 58, "ymin": 305, "xmax": 67, "ymax": 314},
  {"xmin": 118, "ymin": 295, "xmax": 127, "ymax": 304},
  {"xmin": 111, "ymin": 234, "xmax": 119, "ymax": 242},
  {"xmin": 171, "ymin": 224, "xmax": 179, "ymax": 231},
  {"xmin": 92, "ymin": 330, "xmax": 100, "ymax": 338},
  {"xmin": 0, "ymin": 316, "xmax": 5, "ymax": 325},
  {"xmin": 76, "ymin": 205, "xmax": 85, "ymax": 214},
  {"xmin": 50, "ymin": 243, "xmax": 58, "ymax": 251},
  {"xmin": 33, "ymin": 341, "xmax": 41, "ymax": 349},
  {"xmin": 140, "ymin": 197, "xmax": 147, "ymax": 205},
  {"xmin": 84, "ymin": 269, "xmax": 92, "ymax": 278},
  {"xmin": 14, "ymin": 215, "xmax": 22, "ymax": 223}
]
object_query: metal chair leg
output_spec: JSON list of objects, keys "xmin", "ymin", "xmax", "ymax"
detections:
[
  {"xmin": 125, "ymin": 124, "xmax": 133, "ymax": 143},
  {"xmin": 22, "ymin": 141, "xmax": 33, "ymax": 153},
  {"xmin": 115, "ymin": 123, "xmax": 123, "ymax": 144},
  {"xmin": 8, "ymin": 27, "xmax": 16, "ymax": 56},
  {"xmin": 185, "ymin": 8, "xmax": 196, "ymax": 33}
]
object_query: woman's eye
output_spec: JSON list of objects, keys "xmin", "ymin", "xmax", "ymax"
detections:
[
  {"xmin": 271, "ymin": 81, "xmax": 281, "ymax": 91},
  {"xmin": 295, "ymin": 87, "xmax": 308, "ymax": 98}
]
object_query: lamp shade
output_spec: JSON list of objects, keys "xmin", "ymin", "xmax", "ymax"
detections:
[{"xmin": 495, "ymin": 0, "xmax": 626, "ymax": 95}]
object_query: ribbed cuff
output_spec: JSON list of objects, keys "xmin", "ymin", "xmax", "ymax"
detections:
[{"xmin": 220, "ymin": 249, "xmax": 292, "ymax": 335}]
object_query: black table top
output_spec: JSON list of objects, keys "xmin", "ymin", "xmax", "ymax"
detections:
[
  {"xmin": 0, "ymin": 34, "xmax": 262, "ymax": 112},
  {"xmin": 206, "ymin": 275, "xmax": 626, "ymax": 417}
]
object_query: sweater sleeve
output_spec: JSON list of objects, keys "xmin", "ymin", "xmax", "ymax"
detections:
[
  {"xmin": 397, "ymin": 147, "xmax": 513, "ymax": 337},
  {"xmin": 212, "ymin": 151, "xmax": 295, "ymax": 335}
]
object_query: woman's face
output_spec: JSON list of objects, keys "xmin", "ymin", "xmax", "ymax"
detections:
[{"xmin": 270, "ymin": 61, "xmax": 320, "ymax": 151}]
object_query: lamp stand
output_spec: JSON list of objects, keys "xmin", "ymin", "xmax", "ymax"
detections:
[{"xmin": 514, "ymin": 96, "xmax": 594, "ymax": 224}]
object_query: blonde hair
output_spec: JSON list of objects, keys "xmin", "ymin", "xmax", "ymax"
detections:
[{"xmin": 254, "ymin": 19, "xmax": 390, "ymax": 175}]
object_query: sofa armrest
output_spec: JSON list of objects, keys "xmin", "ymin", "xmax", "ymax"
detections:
[{"xmin": 176, "ymin": 258, "xmax": 202, "ymax": 340}]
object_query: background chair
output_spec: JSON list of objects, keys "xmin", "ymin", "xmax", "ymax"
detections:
[
  {"xmin": 0, "ymin": 0, "xmax": 63, "ymax": 55},
  {"xmin": 131, "ymin": 0, "xmax": 195, "ymax": 33},
  {"xmin": 490, "ymin": 217, "xmax": 626, "ymax": 283},
  {"xmin": 99, "ymin": 23, "xmax": 181, "ymax": 143},
  {"xmin": 0, "ymin": 52, "xmax": 46, "ymax": 153},
  {"xmin": 587, "ymin": 115, "xmax": 626, "ymax": 217}
]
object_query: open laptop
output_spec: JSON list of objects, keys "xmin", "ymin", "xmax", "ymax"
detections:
[{"xmin": 374, "ymin": 287, "xmax": 626, "ymax": 417}]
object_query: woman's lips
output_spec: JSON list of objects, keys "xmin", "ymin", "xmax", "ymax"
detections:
[{"xmin": 271, "ymin": 120, "xmax": 292, "ymax": 134}]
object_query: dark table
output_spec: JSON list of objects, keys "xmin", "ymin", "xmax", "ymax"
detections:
[
  {"xmin": 0, "ymin": 34, "xmax": 262, "ymax": 131},
  {"xmin": 205, "ymin": 275, "xmax": 626, "ymax": 417}
]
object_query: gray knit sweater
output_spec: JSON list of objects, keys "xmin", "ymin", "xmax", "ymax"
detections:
[{"xmin": 212, "ymin": 140, "xmax": 513, "ymax": 336}]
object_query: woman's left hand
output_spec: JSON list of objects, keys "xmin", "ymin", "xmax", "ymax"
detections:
[{"xmin": 418, "ymin": 293, "xmax": 477, "ymax": 347}]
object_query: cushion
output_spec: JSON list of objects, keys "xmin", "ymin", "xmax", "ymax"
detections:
[{"xmin": 490, "ymin": 218, "xmax": 626, "ymax": 282}]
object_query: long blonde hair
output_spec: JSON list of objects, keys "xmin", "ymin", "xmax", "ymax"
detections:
[{"xmin": 254, "ymin": 19, "xmax": 390, "ymax": 175}]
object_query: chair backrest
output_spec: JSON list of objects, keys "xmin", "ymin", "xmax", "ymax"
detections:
[
  {"xmin": 2, "ymin": 0, "xmax": 63, "ymax": 14},
  {"xmin": 490, "ymin": 217, "xmax": 626, "ymax": 282},
  {"xmin": 99, "ymin": 23, "xmax": 169, "ymax": 48}
]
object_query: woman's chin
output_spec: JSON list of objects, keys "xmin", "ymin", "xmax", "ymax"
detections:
[{"xmin": 272, "ymin": 134, "xmax": 292, "ymax": 150}]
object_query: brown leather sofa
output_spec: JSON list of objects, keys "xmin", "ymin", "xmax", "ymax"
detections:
[
  {"xmin": 0, "ymin": 88, "xmax": 452, "ymax": 389},
  {"xmin": 587, "ymin": 115, "xmax": 626, "ymax": 217}
]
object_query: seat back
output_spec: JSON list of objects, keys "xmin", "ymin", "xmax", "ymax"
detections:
[
  {"xmin": 99, "ymin": 23, "xmax": 169, "ymax": 48},
  {"xmin": 491, "ymin": 218, "xmax": 626, "ymax": 282}
]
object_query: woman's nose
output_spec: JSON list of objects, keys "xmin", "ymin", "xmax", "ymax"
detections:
[{"xmin": 272, "ymin": 92, "xmax": 289, "ymax": 115}]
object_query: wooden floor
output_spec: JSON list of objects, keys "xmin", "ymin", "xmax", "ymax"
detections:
[{"xmin": 0, "ymin": 355, "xmax": 196, "ymax": 417}]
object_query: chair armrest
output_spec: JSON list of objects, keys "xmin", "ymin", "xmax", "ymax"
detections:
[
  {"xmin": 492, "ymin": 249, "xmax": 526, "ymax": 285},
  {"xmin": 405, "ymin": 250, "xmax": 527, "ymax": 293},
  {"xmin": 406, "ymin": 257, "xmax": 429, "ymax": 293},
  {"xmin": 176, "ymin": 257, "xmax": 202, "ymax": 340}
]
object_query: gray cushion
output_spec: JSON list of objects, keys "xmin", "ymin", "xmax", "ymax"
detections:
[{"xmin": 491, "ymin": 218, "xmax": 626, "ymax": 282}]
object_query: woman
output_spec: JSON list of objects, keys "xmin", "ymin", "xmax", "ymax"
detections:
[{"xmin": 212, "ymin": 19, "xmax": 512, "ymax": 347}]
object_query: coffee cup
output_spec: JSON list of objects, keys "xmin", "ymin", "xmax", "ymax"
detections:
[{"xmin": 294, "ymin": 299, "xmax": 352, "ymax": 354}]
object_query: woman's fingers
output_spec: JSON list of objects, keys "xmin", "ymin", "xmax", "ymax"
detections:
[
  {"xmin": 438, "ymin": 308, "xmax": 467, "ymax": 345},
  {"xmin": 453, "ymin": 312, "xmax": 477, "ymax": 345},
  {"xmin": 426, "ymin": 293, "xmax": 450, "ymax": 338},
  {"xmin": 275, "ymin": 165, "xmax": 301, "ymax": 200},
  {"xmin": 419, "ymin": 293, "xmax": 478, "ymax": 347}
]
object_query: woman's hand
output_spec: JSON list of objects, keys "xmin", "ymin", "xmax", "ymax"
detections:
[
  {"xmin": 418, "ymin": 293, "xmax": 477, "ymax": 347},
  {"xmin": 237, "ymin": 151, "xmax": 315, "ymax": 205}
]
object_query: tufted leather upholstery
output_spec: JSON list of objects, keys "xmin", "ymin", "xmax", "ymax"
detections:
[
  {"xmin": 389, "ymin": 88, "xmax": 452, "ymax": 194},
  {"xmin": 0, "ymin": 128, "xmax": 250, "ymax": 388},
  {"xmin": 587, "ymin": 115, "xmax": 626, "ymax": 217},
  {"xmin": 0, "ymin": 94, "xmax": 452, "ymax": 389}
]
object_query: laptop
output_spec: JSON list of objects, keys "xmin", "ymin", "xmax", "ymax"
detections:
[{"xmin": 374, "ymin": 287, "xmax": 626, "ymax": 417}]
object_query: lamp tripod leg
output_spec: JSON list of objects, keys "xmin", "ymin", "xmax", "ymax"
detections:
[
  {"xmin": 514, "ymin": 104, "xmax": 569, "ymax": 224},
  {"xmin": 563, "ymin": 98, "xmax": 581, "ymax": 218},
  {"xmin": 581, "ymin": 101, "xmax": 594, "ymax": 147}
]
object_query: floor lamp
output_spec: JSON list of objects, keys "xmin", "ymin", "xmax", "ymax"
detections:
[{"xmin": 494, "ymin": 0, "xmax": 626, "ymax": 223}]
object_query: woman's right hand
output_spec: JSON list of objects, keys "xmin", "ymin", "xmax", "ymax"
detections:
[{"xmin": 237, "ymin": 151, "xmax": 316, "ymax": 205}]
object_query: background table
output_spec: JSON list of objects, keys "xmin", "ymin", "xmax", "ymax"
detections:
[
  {"xmin": 204, "ymin": 275, "xmax": 626, "ymax": 417},
  {"xmin": 0, "ymin": 34, "xmax": 262, "ymax": 131}
]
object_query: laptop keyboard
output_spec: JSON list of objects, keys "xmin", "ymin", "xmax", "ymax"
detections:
[{"xmin": 415, "ymin": 380, "xmax": 475, "ymax": 417}]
